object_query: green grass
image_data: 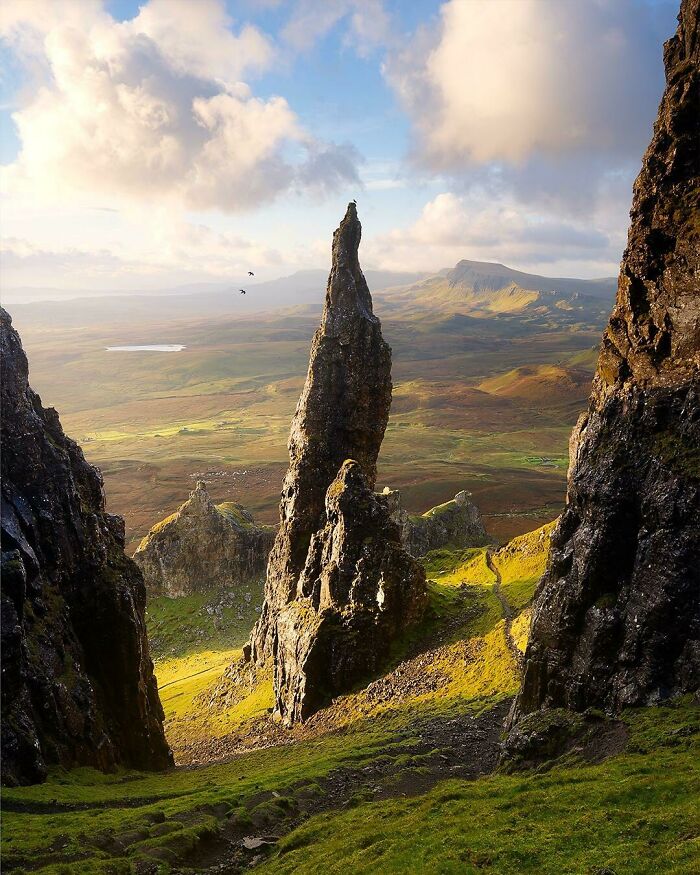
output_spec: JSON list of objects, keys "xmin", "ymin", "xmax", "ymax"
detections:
[
  {"xmin": 3, "ymin": 702, "xmax": 697, "ymax": 874},
  {"xmin": 261, "ymin": 702, "xmax": 700, "ymax": 875},
  {"xmin": 15, "ymin": 307, "xmax": 601, "ymax": 551}
]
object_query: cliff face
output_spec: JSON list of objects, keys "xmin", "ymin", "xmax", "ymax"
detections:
[
  {"xmin": 382, "ymin": 488, "xmax": 487, "ymax": 557},
  {"xmin": 275, "ymin": 461, "xmax": 427, "ymax": 724},
  {"xmin": 510, "ymin": 0, "xmax": 700, "ymax": 723},
  {"xmin": 1, "ymin": 308, "xmax": 172, "ymax": 785},
  {"xmin": 134, "ymin": 481, "xmax": 275, "ymax": 598},
  {"xmin": 249, "ymin": 202, "xmax": 394, "ymax": 663},
  {"xmin": 248, "ymin": 204, "xmax": 426, "ymax": 723}
]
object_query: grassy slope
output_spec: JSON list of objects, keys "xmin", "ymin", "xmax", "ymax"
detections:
[
  {"xmin": 261, "ymin": 703, "xmax": 700, "ymax": 875},
  {"xmin": 3, "ymin": 523, "xmax": 699, "ymax": 873}
]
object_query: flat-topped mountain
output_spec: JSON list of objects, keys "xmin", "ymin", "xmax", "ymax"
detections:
[
  {"xmin": 379, "ymin": 260, "xmax": 616, "ymax": 324},
  {"xmin": 133, "ymin": 481, "xmax": 275, "ymax": 598}
]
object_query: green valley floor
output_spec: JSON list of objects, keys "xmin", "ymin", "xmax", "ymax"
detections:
[{"xmin": 3, "ymin": 527, "xmax": 698, "ymax": 874}]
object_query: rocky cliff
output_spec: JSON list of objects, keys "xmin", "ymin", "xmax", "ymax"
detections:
[
  {"xmin": 509, "ymin": 0, "xmax": 700, "ymax": 724},
  {"xmin": 275, "ymin": 461, "xmax": 427, "ymax": 724},
  {"xmin": 1, "ymin": 308, "xmax": 172, "ymax": 785},
  {"xmin": 134, "ymin": 481, "xmax": 275, "ymax": 598},
  {"xmin": 247, "ymin": 203, "xmax": 426, "ymax": 722},
  {"xmin": 382, "ymin": 488, "xmax": 487, "ymax": 557}
]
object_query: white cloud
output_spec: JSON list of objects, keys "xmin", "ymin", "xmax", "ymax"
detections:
[
  {"xmin": 282, "ymin": 0, "xmax": 390, "ymax": 54},
  {"xmin": 385, "ymin": 0, "xmax": 666, "ymax": 168},
  {"xmin": 365, "ymin": 192, "xmax": 623, "ymax": 276},
  {"xmin": 1, "ymin": 0, "xmax": 359, "ymax": 212}
]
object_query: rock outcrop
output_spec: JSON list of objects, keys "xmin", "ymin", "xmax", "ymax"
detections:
[
  {"xmin": 1, "ymin": 308, "xmax": 172, "ymax": 785},
  {"xmin": 248, "ymin": 203, "xmax": 427, "ymax": 723},
  {"xmin": 275, "ymin": 461, "xmax": 427, "ymax": 724},
  {"xmin": 509, "ymin": 0, "xmax": 700, "ymax": 726},
  {"xmin": 134, "ymin": 481, "xmax": 275, "ymax": 598},
  {"xmin": 382, "ymin": 488, "xmax": 487, "ymax": 557}
]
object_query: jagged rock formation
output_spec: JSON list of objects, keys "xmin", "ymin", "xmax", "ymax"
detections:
[
  {"xmin": 133, "ymin": 481, "xmax": 275, "ymax": 598},
  {"xmin": 275, "ymin": 461, "xmax": 427, "ymax": 724},
  {"xmin": 382, "ymin": 488, "xmax": 487, "ymax": 557},
  {"xmin": 247, "ymin": 203, "xmax": 427, "ymax": 723},
  {"xmin": 1, "ymin": 308, "xmax": 172, "ymax": 785},
  {"xmin": 509, "ymin": 0, "xmax": 700, "ymax": 726}
]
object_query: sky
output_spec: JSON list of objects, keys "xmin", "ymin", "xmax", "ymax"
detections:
[{"xmin": 0, "ymin": 0, "xmax": 680, "ymax": 297}]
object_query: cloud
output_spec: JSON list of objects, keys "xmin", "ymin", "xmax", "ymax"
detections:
[
  {"xmin": 282, "ymin": 0, "xmax": 390, "ymax": 55},
  {"xmin": 1, "ymin": 0, "xmax": 359, "ymax": 212},
  {"xmin": 0, "ymin": 220, "xmax": 296, "ymax": 293},
  {"xmin": 385, "ymin": 0, "xmax": 668, "ymax": 169},
  {"xmin": 364, "ymin": 192, "xmax": 623, "ymax": 276}
]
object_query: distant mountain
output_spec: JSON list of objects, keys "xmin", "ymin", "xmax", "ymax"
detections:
[
  {"xmin": 377, "ymin": 259, "xmax": 617, "ymax": 327},
  {"xmin": 8, "ymin": 268, "xmax": 428, "ymax": 328},
  {"xmin": 445, "ymin": 260, "xmax": 615, "ymax": 299}
]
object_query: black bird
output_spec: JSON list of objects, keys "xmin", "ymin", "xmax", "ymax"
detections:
[
  {"xmin": 248, "ymin": 270, "xmax": 254, "ymax": 276},
  {"xmin": 239, "ymin": 289, "xmax": 246, "ymax": 295},
  {"xmin": 352, "ymin": 198, "xmax": 357, "ymax": 205}
]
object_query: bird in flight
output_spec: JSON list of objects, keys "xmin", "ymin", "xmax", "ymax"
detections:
[
  {"xmin": 239, "ymin": 289, "xmax": 246, "ymax": 295},
  {"xmin": 248, "ymin": 270, "xmax": 254, "ymax": 276}
]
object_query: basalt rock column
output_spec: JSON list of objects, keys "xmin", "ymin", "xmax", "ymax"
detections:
[
  {"xmin": 509, "ymin": 0, "xmax": 700, "ymax": 725},
  {"xmin": 1, "ymin": 308, "xmax": 172, "ymax": 785},
  {"xmin": 249, "ymin": 203, "xmax": 393, "ymax": 663}
]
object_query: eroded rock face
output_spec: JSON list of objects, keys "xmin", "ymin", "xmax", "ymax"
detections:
[
  {"xmin": 133, "ymin": 481, "xmax": 275, "ymax": 598},
  {"xmin": 510, "ymin": 0, "xmax": 700, "ymax": 724},
  {"xmin": 382, "ymin": 488, "xmax": 487, "ymax": 557},
  {"xmin": 275, "ymin": 461, "xmax": 427, "ymax": 724},
  {"xmin": 248, "ymin": 204, "xmax": 426, "ymax": 722},
  {"xmin": 250, "ymin": 202, "xmax": 394, "ymax": 663},
  {"xmin": 1, "ymin": 308, "xmax": 172, "ymax": 785}
]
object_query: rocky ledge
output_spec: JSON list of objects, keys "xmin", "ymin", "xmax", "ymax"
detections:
[
  {"xmin": 134, "ymin": 481, "xmax": 275, "ymax": 598},
  {"xmin": 382, "ymin": 488, "xmax": 487, "ymax": 557}
]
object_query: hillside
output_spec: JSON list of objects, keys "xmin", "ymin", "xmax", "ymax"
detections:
[
  {"xmin": 3, "ymin": 523, "xmax": 698, "ymax": 873},
  {"xmin": 11, "ymin": 258, "xmax": 610, "ymax": 553}
]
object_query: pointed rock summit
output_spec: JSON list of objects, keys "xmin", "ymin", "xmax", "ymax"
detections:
[
  {"xmin": 509, "ymin": 0, "xmax": 700, "ymax": 729},
  {"xmin": 0, "ymin": 308, "xmax": 171, "ymax": 785},
  {"xmin": 248, "ymin": 204, "xmax": 426, "ymax": 723},
  {"xmin": 134, "ymin": 481, "xmax": 275, "ymax": 597}
]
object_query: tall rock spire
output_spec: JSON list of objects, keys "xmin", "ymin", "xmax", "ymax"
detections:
[
  {"xmin": 509, "ymin": 0, "xmax": 700, "ymax": 725},
  {"xmin": 248, "ymin": 204, "xmax": 426, "ymax": 723},
  {"xmin": 250, "ymin": 203, "xmax": 393, "ymax": 662}
]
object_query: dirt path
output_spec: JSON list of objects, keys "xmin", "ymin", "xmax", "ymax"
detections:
[
  {"xmin": 168, "ymin": 700, "xmax": 512, "ymax": 874},
  {"xmin": 486, "ymin": 550, "xmax": 523, "ymax": 671}
]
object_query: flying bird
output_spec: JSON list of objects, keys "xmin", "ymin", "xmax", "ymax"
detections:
[
  {"xmin": 239, "ymin": 289, "xmax": 246, "ymax": 295},
  {"xmin": 248, "ymin": 271, "xmax": 254, "ymax": 276}
]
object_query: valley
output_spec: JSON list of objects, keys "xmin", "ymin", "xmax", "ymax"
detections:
[{"xmin": 11, "ymin": 260, "xmax": 610, "ymax": 553}]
